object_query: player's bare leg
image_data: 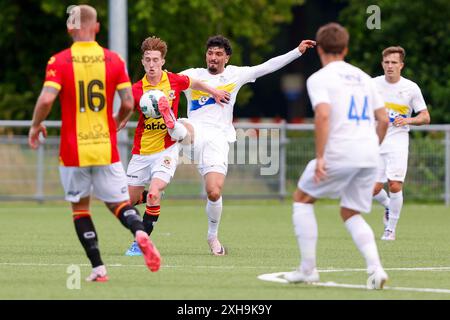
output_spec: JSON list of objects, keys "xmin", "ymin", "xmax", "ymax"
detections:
[
  {"xmin": 144, "ymin": 177, "xmax": 168, "ymax": 236},
  {"xmin": 129, "ymin": 185, "xmax": 146, "ymax": 206},
  {"xmin": 204, "ymin": 172, "xmax": 226, "ymax": 256},
  {"xmin": 125, "ymin": 179, "xmax": 167, "ymax": 256}
]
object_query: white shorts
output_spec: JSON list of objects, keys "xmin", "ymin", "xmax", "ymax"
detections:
[
  {"xmin": 377, "ymin": 150, "xmax": 408, "ymax": 183},
  {"xmin": 298, "ymin": 159, "xmax": 377, "ymax": 213},
  {"xmin": 59, "ymin": 162, "xmax": 130, "ymax": 203},
  {"xmin": 126, "ymin": 144, "xmax": 179, "ymax": 186},
  {"xmin": 179, "ymin": 119, "xmax": 229, "ymax": 176}
]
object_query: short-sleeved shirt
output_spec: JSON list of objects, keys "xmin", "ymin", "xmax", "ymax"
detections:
[
  {"xmin": 306, "ymin": 61, "xmax": 385, "ymax": 168},
  {"xmin": 44, "ymin": 41, "xmax": 131, "ymax": 167},
  {"xmin": 131, "ymin": 71, "xmax": 190, "ymax": 155},
  {"xmin": 372, "ymin": 76, "xmax": 427, "ymax": 153},
  {"xmin": 181, "ymin": 66, "xmax": 257, "ymax": 142}
]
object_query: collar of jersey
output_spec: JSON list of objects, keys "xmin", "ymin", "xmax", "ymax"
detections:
[
  {"xmin": 72, "ymin": 41, "xmax": 99, "ymax": 48},
  {"xmin": 142, "ymin": 71, "xmax": 168, "ymax": 90}
]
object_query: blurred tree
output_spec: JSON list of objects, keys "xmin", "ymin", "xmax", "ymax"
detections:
[
  {"xmin": 0, "ymin": 0, "xmax": 303, "ymax": 120},
  {"xmin": 340, "ymin": 0, "xmax": 450, "ymax": 123},
  {"xmin": 0, "ymin": 0, "xmax": 106, "ymax": 121}
]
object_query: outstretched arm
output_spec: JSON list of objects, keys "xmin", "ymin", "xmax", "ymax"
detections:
[
  {"xmin": 250, "ymin": 40, "xmax": 316, "ymax": 79},
  {"xmin": 190, "ymin": 78, "xmax": 231, "ymax": 107},
  {"xmin": 28, "ymin": 86, "xmax": 59, "ymax": 149}
]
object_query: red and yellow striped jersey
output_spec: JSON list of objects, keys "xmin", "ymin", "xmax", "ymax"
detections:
[
  {"xmin": 44, "ymin": 41, "xmax": 131, "ymax": 167},
  {"xmin": 131, "ymin": 72, "xmax": 190, "ymax": 155}
]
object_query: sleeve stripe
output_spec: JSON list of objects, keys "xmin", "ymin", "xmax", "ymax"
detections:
[
  {"xmin": 116, "ymin": 82, "xmax": 132, "ymax": 90},
  {"xmin": 43, "ymin": 81, "xmax": 61, "ymax": 90}
]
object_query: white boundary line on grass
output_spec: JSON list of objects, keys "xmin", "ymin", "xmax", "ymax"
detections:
[
  {"xmin": 2, "ymin": 262, "xmax": 450, "ymax": 293},
  {"xmin": 1, "ymin": 262, "xmax": 450, "ymax": 272},
  {"xmin": 257, "ymin": 272, "xmax": 450, "ymax": 294}
]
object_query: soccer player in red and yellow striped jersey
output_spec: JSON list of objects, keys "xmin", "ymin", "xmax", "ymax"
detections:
[
  {"xmin": 28, "ymin": 5, "xmax": 161, "ymax": 280},
  {"xmin": 123, "ymin": 36, "xmax": 229, "ymax": 256},
  {"xmin": 131, "ymin": 64, "xmax": 190, "ymax": 156}
]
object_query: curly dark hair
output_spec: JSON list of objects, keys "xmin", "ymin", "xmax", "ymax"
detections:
[{"xmin": 206, "ymin": 35, "xmax": 232, "ymax": 55}]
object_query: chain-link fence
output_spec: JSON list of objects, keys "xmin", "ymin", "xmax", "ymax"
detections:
[{"xmin": 1, "ymin": 120, "xmax": 449, "ymax": 205}]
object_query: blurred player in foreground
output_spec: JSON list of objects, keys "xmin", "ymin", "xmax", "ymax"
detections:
[
  {"xmin": 28, "ymin": 5, "xmax": 161, "ymax": 281},
  {"xmin": 372, "ymin": 46, "xmax": 430, "ymax": 241},
  {"xmin": 284, "ymin": 23, "xmax": 390, "ymax": 289}
]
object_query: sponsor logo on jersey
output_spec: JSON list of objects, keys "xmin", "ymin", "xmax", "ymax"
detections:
[
  {"xmin": 144, "ymin": 122, "xmax": 167, "ymax": 130},
  {"xmin": 77, "ymin": 124, "xmax": 110, "ymax": 142},
  {"xmin": 71, "ymin": 55, "xmax": 108, "ymax": 64},
  {"xmin": 385, "ymin": 102, "xmax": 409, "ymax": 123},
  {"xmin": 190, "ymin": 83, "xmax": 236, "ymax": 111}
]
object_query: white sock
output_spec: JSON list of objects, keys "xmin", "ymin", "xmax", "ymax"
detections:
[
  {"xmin": 93, "ymin": 265, "xmax": 107, "ymax": 276},
  {"xmin": 373, "ymin": 188, "xmax": 390, "ymax": 208},
  {"xmin": 345, "ymin": 214, "xmax": 382, "ymax": 272},
  {"xmin": 292, "ymin": 202, "xmax": 318, "ymax": 274},
  {"xmin": 206, "ymin": 197, "xmax": 222, "ymax": 239},
  {"xmin": 387, "ymin": 191, "xmax": 403, "ymax": 232},
  {"xmin": 168, "ymin": 122, "xmax": 187, "ymax": 141}
]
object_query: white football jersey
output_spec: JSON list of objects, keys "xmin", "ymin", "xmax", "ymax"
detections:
[
  {"xmin": 181, "ymin": 48, "xmax": 302, "ymax": 142},
  {"xmin": 372, "ymin": 76, "xmax": 427, "ymax": 153},
  {"xmin": 181, "ymin": 65, "xmax": 256, "ymax": 142},
  {"xmin": 307, "ymin": 61, "xmax": 385, "ymax": 168}
]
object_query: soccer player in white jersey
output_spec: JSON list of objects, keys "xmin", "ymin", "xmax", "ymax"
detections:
[
  {"xmin": 283, "ymin": 23, "xmax": 390, "ymax": 289},
  {"xmin": 372, "ymin": 46, "xmax": 430, "ymax": 241},
  {"xmin": 174, "ymin": 35, "xmax": 315, "ymax": 255}
]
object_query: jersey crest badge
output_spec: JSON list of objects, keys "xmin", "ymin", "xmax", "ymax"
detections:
[
  {"xmin": 46, "ymin": 69, "xmax": 57, "ymax": 77},
  {"xmin": 162, "ymin": 156, "xmax": 172, "ymax": 169}
]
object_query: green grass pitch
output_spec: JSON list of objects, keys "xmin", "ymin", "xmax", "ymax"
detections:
[{"xmin": 0, "ymin": 200, "xmax": 449, "ymax": 300}]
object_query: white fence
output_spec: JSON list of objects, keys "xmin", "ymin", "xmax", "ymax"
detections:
[{"xmin": 1, "ymin": 120, "xmax": 449, "ymax": 205}]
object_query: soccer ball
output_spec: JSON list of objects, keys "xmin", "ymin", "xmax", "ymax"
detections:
[{"xmin": 139, "ymin": 89, "xmax": 166, "ymax": 118}]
